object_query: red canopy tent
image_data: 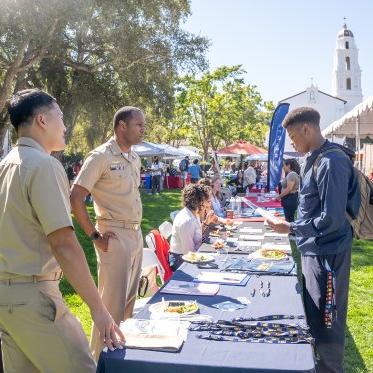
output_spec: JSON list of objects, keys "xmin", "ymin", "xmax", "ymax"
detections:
[{"xmin": 217, "ymin": 140, "xmax": 267, "ymax": 157}]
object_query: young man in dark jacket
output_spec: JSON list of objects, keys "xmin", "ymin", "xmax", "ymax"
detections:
[{"xmin": 269, "ymin": 107, "xmax": 360, "ymax": 373}]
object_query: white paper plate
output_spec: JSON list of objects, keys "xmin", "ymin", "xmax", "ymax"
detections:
[
  {"xmin": 149, "ymin": 301, "xmax": 199, "ymax": 316},
  {"xmin": 182, "ymin": 253, "xmax": 215, "ymax": 263}
]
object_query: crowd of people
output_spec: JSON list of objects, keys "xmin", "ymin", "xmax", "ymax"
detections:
[{"xmin": 0, "ymin": 87, "xmax": 365, "ymax": 373}]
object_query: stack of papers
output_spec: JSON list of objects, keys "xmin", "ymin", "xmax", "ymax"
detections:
[
  {"xmin": 239, "ymin": 228, "xmax": 263, "ymax": 233},
  {"xmin": 160, "ymin": 280, "xmax": 220, "ymax": 296},
  {"xmin": 238, "ymin": 241, "xmax": 261, "ymax": 247},
  {"xmin": 264, "ymin": 232, "xmax": 289, "ymax": 238},
  {"xmin": 195, "ymin": 271, "xmax": 249, "ymax": 286},
  {"xmin": 120, "ymin": 319, "xmax": 189, "ymax": 352},
  {"xmin": 239, "ymin": 234, "xmax": 265, "ymax": 241}
]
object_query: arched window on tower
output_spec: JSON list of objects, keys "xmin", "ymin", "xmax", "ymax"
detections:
[
  {"xmin": 346, "ymin": 57, "xmax": 350, "ymax": 70},
  {"xmin": 346, "ymin": 78, "xmax": 351, "ymax": 90},
  {"xmin": 345, "ymin": 41, "xmax": 349, "ymax": 49}
]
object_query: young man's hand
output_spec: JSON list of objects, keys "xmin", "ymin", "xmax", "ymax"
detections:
[{"xmin": 267, "ymin": 219, "xmax": 291, "ymax": 234}]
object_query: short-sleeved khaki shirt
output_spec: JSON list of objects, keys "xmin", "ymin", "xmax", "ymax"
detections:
[
  {"xmin": 0, "ymin": 137, "xmax": 73, "ymax": 278},
  {"xmin": 74, "ymin": 137, "xmax": 142, "ymax": 223}
]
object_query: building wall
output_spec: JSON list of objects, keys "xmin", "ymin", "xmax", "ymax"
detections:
[{"xmin": 280, "ymin": 87, "xmax": 345, "ymax": 152}]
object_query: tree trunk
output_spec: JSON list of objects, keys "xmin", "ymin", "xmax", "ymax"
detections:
[{"xmin": 0, "ymin": 119, "xmax": 9, "ymax": 159}]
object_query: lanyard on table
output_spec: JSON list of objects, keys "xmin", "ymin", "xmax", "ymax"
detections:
[
  {"xmin": 190, "ymin": 320, "xmax": 314, "ymax": 345},
  {"xmin": 233, "ymin": 315, "xmax": 305, "ymax": 322},
  {"xmin": 197, "ymin": 333, "xmax": 313, "ymax": 344}
]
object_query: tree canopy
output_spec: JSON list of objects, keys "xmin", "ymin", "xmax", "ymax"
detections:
[
  {"xmin": 164, "ymin": 65, "xmax": 274, "ymax": 160},
  {"xmin": 0, "ymin": 0, "xmax": 208, "ymax": 155}
]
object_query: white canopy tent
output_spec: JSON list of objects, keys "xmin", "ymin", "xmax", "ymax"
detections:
[
  {"xmin": 133, "ymin": 141, "xmax": 164, "ymax": 157},
  {"xmin": 133, "ymin": 141, "xmax": 201, "ymax": 160},
  {"xmin": 322, "ymin": 96, "xmax": 373, "ymax": 170},
  {"xmin": 245, "ymin": 153, "xmax": 268, "ymax": 162},
  {"xmin": 157, "ymin": 144, "xmax": 186, "ymax": 159},
  {"xmin": 322, "ymin": 96, "xmax": 373, "ymax": 138}
]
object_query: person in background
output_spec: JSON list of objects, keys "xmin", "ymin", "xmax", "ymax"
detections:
[
  {"xmin": 160, "ymin": 160, "xmax": 167, "ymax": 191},
  {"xmin": 367, "ymin": 169, "xmax": 373, "ymax": 182},
  {"xmin": 73, "ymin": 159, "xmax": 82, "ymax": 177},
  {"xmin": 179, "ymin": 155, "xmax": 189, "ymax": 188},
  {"xmin": 189, "ymin": 158, "xmax": 202, "ymax": 183},
  {"xmin": 169, "ymin": 184, "xmax": 215, "ymax": 271},
  {"xmin": 228, "ymin": 169, "xmax": 244, "ymax": 194},
  {"xmin": 66, "ymin": 162, "xmax": 75, "ymax": 187},
  {"xmin": 167, "ymin": 164, "xmax": 178, "ymax": 176},
  {"xmin": 150, "ymin": 156, "xmax": 163, "ymax": 195},
  {"xmin": 210, "ymin": 157, "xmax": 220, "ymax": 176},
  {"xmin": 243, "ymin": 161, "xmax": 257, "ymax": 191},
  {"xmin": 268, "ymin": 107, "xmax": 360, "ymax": 373},
  {"xmin": 230, "ymin": 160, "xmax": 237, "ymax": 174},
  {"xmin": 209, "ymin": 175, "xmax": 226, "ymax": 218},
  {"xmin": 277, "ymin": 158, "xmax": 300, "ymax": 222},
  {"xmin": 254, "ymin": 160, "xmax": 263, "ymax": 183},
  {"xmin": 199, "ymin": 178, "xmax": 234, "ymax": 225}
]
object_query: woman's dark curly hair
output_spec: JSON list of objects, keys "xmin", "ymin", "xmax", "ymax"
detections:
[{"xmin": 182, "ymin": 184, "xmax": 211, "ymax": 212}]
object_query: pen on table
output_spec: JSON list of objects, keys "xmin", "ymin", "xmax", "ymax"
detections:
[{"xmin": 222, "ymin": 277, "xmax": 239, "ymax": 281}]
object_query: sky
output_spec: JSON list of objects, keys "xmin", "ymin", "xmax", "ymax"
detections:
[{"xmin": 183, "ymin": 0, "xmax": 373, "ymax": 104}]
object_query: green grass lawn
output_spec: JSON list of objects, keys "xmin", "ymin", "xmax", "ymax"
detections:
[{"xmin": 62, "ymin": 189, "xmax": 372, "ymax": 372}]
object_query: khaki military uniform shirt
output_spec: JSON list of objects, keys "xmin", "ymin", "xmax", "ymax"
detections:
[
  {"xmin": 74, "ymin": 137, "xmax": 142, "ymax": 223},
  {"xmin": 0, "ymin": 137, "xmax": 73, "ymax": 278}
]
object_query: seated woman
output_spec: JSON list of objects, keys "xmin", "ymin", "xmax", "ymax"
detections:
[
  {"xmin": 227, "ymin": 170, "xmax": 244, "ymax": 194},
  {"xmin": 210, "ymin": 176, "xmax": 226, "ymax": 218},
  {"xmin": 199, "ymin": 178, "xmax": 233, "ymax": 226},
  {"xmin": 169, "ymin": 184, "xmax": 214, "ymax": 271}
]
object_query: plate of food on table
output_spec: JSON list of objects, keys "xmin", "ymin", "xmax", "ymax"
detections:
[
  {"xmin": 149, "ymin": 300, "xmax": 199, "ymax": 316},
  {"xmin": 254, "ymin": 248, "xmax": 288, "ymax": 261},
  {"xmin": 182, "ymin": 252, "xmax": 215, "ymax": 264},
  {"xmin": 211, "ymin": 239, "xmax": 225, "ymax": 250}
]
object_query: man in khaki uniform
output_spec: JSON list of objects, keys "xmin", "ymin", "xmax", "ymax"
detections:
[
  {"xmin": 0, "ymin": 89, "xmax": 124, "ymax": 372},
  {"xmin": 71, "ymin": 106, "xmax": 145, "ymax": 361}
]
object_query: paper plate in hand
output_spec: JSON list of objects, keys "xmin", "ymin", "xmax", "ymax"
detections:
[
  {"xmin": 149, "ymin": 300, "xmax": 199, "ymax": 316},
  {"xmin": 182, "ymin": 252, "xmax": 215, "ymax": 264}
]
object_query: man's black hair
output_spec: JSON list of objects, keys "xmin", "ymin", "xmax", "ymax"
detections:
[
  {"xmin": 113, "ymin": 106, "xmax": 142, "ymax": 129},
  {"xmin": 282, "ymin": 107, "xmax": 320, "ymax": 129},
  {"xmin": 7, "ymin": 89, "xmax": 56, "ymax": 131}
]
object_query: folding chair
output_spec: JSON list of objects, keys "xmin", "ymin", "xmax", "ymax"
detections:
[
  {"xmin": 159, "ymin": 221, "xmax": 172, "ymax": 239},
  {"xmin": 170, "ymin": 210, "xmax": 180, "ymax": 222}
]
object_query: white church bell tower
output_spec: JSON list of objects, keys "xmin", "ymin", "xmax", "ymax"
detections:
[{"xmin": 331, "ymin": 23, "xmax": 363, "ymax": 112}]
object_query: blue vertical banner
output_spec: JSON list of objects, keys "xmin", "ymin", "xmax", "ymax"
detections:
[{"xmin": 267, "ymin": 103, "xmax": 290, "ymax": 191}]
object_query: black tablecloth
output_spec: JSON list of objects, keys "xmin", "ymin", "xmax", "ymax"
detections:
[{"xmin": 97, "ymin": 222, "xmax": 315, "ymax": 373}]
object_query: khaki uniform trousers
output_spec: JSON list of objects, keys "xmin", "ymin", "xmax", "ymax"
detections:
[
  {"xmin": 0, "ymin": 279, "xmax": 96, "ymax": 373},
  {"xmin": 90, "ymin": 221, "xmax": 143, "ymax": 361}
]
